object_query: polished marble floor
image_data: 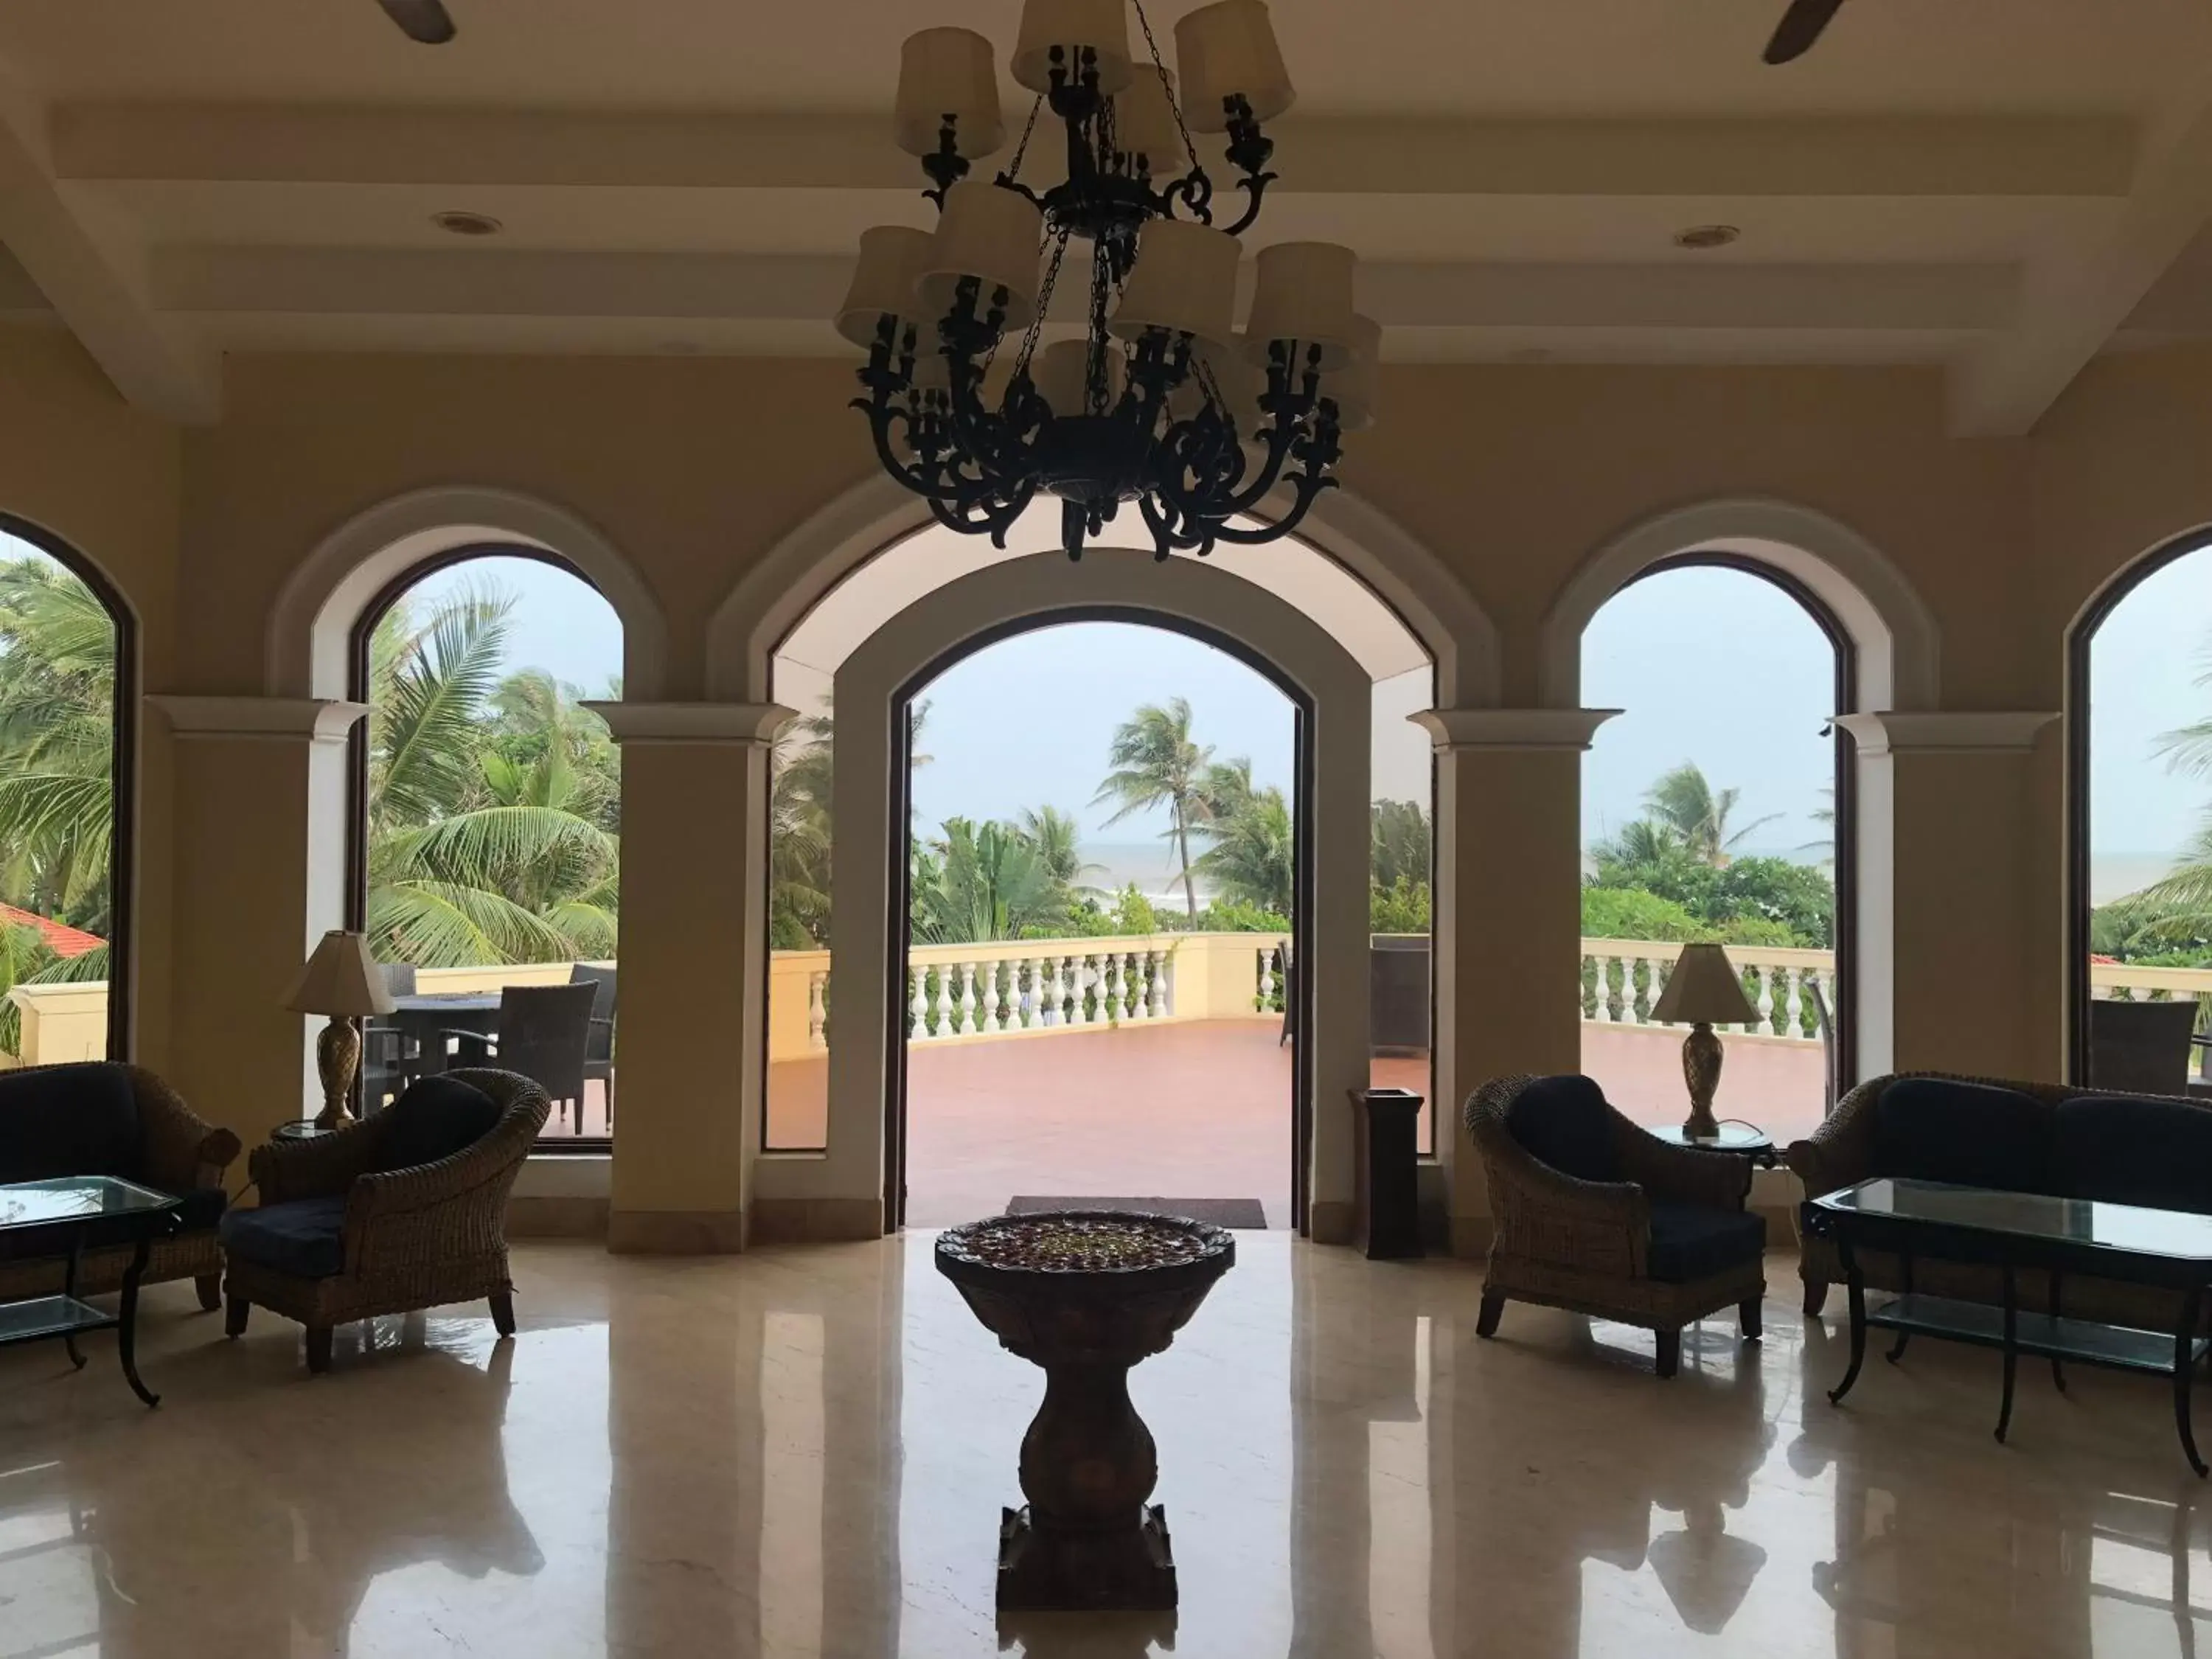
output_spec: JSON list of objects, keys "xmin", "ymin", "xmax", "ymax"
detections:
[{"xmin": 2, "ymin": 1237, "xmax": 2207, "ymax": 1657}]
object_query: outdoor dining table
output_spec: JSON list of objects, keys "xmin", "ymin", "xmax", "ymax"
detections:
[{"xmin": 377, "ymin": 992, "xmax": 501, "ymax": 1077}]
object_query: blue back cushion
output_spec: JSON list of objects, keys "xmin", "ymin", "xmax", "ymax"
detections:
[
  {"xmin": 1873, "ymin": 1077, "xmax": 2050, "ymax": 1193},
  {"xmin": 371, "ymin": 1075, "xmax": 501, "ymax": 1174},
  {"xmin": 2053, "ymin": 1094, "xmax": 2212, "ymax": 1214},
  {"xmin": 0, "ymin": 1062, "xmax": 139, "ymax": 1183},
  {"xmin": 1506, "ymin": 1074, "xmax": 1621, "ymax": 1183}
]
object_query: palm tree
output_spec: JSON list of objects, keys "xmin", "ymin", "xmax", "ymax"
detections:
[
  {"xmin": 364, "ymin": 586, "xmax": 622, "ymax": 967},
  {"xmin": 1094, "ymin": 698, "xmax": 1214, "ymax": 918},
  {"xmin": 1194, "ymin": 782, "xmax": 1295, "ymax": 916},
  {"xmin": 911, "ymin": 817, "xmax": 1068, "ymax": 943},
  {"xmin": 1644, "ymin": 761, "xmax": 1778, "ymax": 868},
  {"xmin": 1371, "ymin": 799, "xmax": 1430, "ymax": 889},
  {"xmin": 770, "ymin": 706, "xmax": 835, "ymax": 948},
  {"xmin": 1018, "ymin": 804, "xmax": 1099, "ymax": 893},
  {"xmin": 0, "ymin": 555, "xmax": 116, "ymax": 932}
]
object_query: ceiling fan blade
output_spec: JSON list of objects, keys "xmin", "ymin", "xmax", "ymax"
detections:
[
  {"xmin": 375, "ymin": 0, "xmax": 456, "ymax": 44},
  {"xmin": 1762, "ymin": 0, "xmax": 1845, "ymax": 64}
]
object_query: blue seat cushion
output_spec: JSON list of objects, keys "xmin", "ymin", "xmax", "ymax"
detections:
[
  {"xmin": 370, "ymin": 1075, "xmax": 501, "ymax": 1174},
  {"xmin": 0, "ymin": 1061, "xmax": 139, "ymax": 1183},
  {"xmin": 1506, "ymin": 1074, "xmax": 1621, "ymax": 1184},
  {"xmin": 1873, "ymin": 1077, "xmax": 2051, "ymax": 1194},
  {"xmin": 2054, "ymin": 1094, "xmax": 2212, "ymax": 1214},
  {"xmin": 1646, "ymin": 1203, "xmax": 1767, "ymax": 1284},
  {"xmin": 219, "ymin": 1194, "xmax": 349, "ymax": 1279}
]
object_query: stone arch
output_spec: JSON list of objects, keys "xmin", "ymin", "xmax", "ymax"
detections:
[
  {"xmin": 1538, "ymin": 497, "xmax": 1939, "ymax": 713},
  {"xmin": 265, "ymin": 484, "xmax": 669, "ymax": 700},
  {"xmin": 703, "ymin": 472, "xmax": 1500, "ymax": 707},
  {"xmin": 749, "ymin": 548, "xmax": 1375, "ymax": 1243}
]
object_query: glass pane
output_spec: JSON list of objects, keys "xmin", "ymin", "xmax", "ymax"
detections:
[
  {"xmin": 0, "ymin": 1176, "xmax": 175, "ymax": 1229},
  {"xmin": 1369, "ymin": 667, "xmax": 1435, "ymax": 1154}
]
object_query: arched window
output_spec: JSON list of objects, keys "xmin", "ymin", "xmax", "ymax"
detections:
[
  {"xmin": 0, "ymin": 515, "xmax": 133, "ymax": 1062},
  {"xmin": 1579, "ymin": 554, "xmax": 1854, "ymax": 1141},
  {"xmin": 2069, "ymin": 534, "xmax": 2212, "ymax": 1091},
  {"xmin": 344, "ymin": 546, "xmax": 623, "ymax": 1144}
]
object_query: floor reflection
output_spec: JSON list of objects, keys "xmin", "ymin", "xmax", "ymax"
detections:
[{"xmin": 2, "ymin": 1239, "xmax": 2210, "ymax": 1656}]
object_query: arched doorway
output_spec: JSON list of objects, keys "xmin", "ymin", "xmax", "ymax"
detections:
[
  {"xmin": 2067, "ymin": 530, "xmax": 2212, "ymax": 1089},
  {"xmin": 888, "ymin": 613, "xmax": 1305, "ymax": 1228},
  {"xmin": 1579, "ymin": 554, "xmax": 1854, "ymax": 1140},
  {"xmin": 342, "ymin": 546, "xmax": 625, "ymax": 1144},
  {"xmin": 0, "ymin": 514, "xmax": 133, "ymax": 1061}
]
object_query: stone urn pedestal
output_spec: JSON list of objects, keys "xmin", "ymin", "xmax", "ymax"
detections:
[{"xmin": 934, "ymin": 1211, "xmax": 1237, "ymax": 1612}]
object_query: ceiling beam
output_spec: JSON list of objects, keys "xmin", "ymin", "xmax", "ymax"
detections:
[
  {"xmin": 0, "ymin": 77, "xmax": 215, "ymax": 421},
  {"xmin": 1949, "ymin": 93, "xmax": 2212, "ymax": 434},
  {"xmin": 151, "ymin": 243, "xmax": 2014, "ymax": 338},
  {"xmin": 52, "ymin": 102, "xmax": 2135, "ymax": 201}
]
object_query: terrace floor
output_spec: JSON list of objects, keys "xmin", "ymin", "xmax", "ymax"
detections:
[{"xmin": 767, "ymin": 1020, "xmax": 1827, "ymax": 1228}]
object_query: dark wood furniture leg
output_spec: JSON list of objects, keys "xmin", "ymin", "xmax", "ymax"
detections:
[
  {"xmin": 1829, "ymin": 1231, "xmax": 1867, "ymax": 1405},
  {"xmin": 2177, "ymin": 1287, "xmax": 2205, "ymax": 1478},
  {"xmin": 60, "ymin": 1231, "xmax": 86, "ymax": 1370},
  {"xmin": 194, "ymin": 1273, "xmax": 221, "ymax": 1312},
  {"xmin": 224, "ymin": 1294, "xmax": 249, "ymax": 1338},
  {"xmin": 490, "ymin": 1290, "xmax": 516, "ymax": 1336},
  {"xmin": 1803, "ymin": 1278, "xmax": 1827, "ymax": 1318},
  {"xmin": 1739, "ymin": 1297, "xmax": 1761, "ymax": 1340},
  {"xmin": 116, "ymin": 1233, "xmax": 159, "ymax": 1408},
  {"xmin": 1475, "ymin": 1290, "xmax": 1503, "ymax": 1339},
  {"xmin": 1995, "ymin": 1261, "xmax": 2018, "ymax": 1444},
  {"xmin": 1655, "ymin": 1328, "xmax": 1681, "ymax": 1379}
]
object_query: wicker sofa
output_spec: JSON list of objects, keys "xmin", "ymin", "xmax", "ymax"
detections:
[
  {"xmin": 0, "ymin": 1060, "xmax": 240, "ymax": 1308},
  {"xmin": 220, "ymin": 1068, "xmax": 549, "ymax": 1373},
  {"xmin": 1787, "ymin": 1071, "xmax": 2212, "ymax": 1332},
  {"xmin": 1466, "ymin": 1074, "xmax": 1767, "ymax": 1377}
]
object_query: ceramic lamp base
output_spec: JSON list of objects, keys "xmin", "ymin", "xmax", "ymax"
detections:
[
  {"xmin": 313, "ymin": 1015, "xmax": 361, "ymax": 1130},
  {"xmin": 1680, "ymin": 1020, "xmax": 1724, "ymax": 1141}
]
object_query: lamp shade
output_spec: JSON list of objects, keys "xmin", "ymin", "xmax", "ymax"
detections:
[
  {"xmin": 1110, "ymin": 218, "xmax": 1241, "ymax": 347},
  {"xmin": 1649, "ymin": 943, "xmax": 1758, "ymax": 1027},
  {"xmin": 895, "ymin": 28, "xmax": 1004, "ymax": 159},
  {"xmin": 1242, "ymin": 240, "xmax": 1358, "ymax": 368},
  {"xmin": 1175, "ymin": 0, "xmax": 1294, "ymax": 132},
  {"xmin": 1012, "ymin": 0, "xmax": 1134, "ymax": 96},
  {"xmin": 1033, "ymin": 337, "xmax": 1127, "ymax": 417},
  {"xmin": 1321, "ymin": 313, "xmax": 1380, "ymax": 430},
  {"xmin": 1112, "ymin": 66, "xmax": 1184, "ymax": 167},
  {"xmin": 285, "ymin": 930, "xmax": 395, "ymax": 1018},
  {"xmin": 915, "ymin": 181, "xmax": 1045, "ymax": 330},
  {"xmin": 836, "ymin": 224, "xmax": 935, "ymax": 348}
]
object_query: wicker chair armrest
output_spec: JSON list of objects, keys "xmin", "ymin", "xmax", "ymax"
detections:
[
  {"xmin": 1615, "ymin": 1120, "xmax": 1754, "ymax": 1211},
  {"xmin": 1784, "ymin": 1074, "xmax": 1890, "ymax": 1198},
  {"xmin": 251, "ymin": 1116, "xmax": 391, "ymax": 1206},
  {"xmin": 131, "ymin": 1068, "xmax": 242, "ymax": 1194},
  {"xmin": 340, "ymin": 1079, "xmax": 549, "ymax": 1269}
]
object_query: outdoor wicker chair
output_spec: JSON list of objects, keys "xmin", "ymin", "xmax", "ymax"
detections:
[
  {"xmin": 1465, "ymin": 1073, "xmax": 1766, "ymax": 1378},
  {"xmin": 219, "ymin": 1067, "xmax": 549, "ymax": 1374}
]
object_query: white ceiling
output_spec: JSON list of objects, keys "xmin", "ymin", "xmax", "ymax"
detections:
[{"xmin": 1, "ymin": 0, "xmax": 2210, "ymax": 431}]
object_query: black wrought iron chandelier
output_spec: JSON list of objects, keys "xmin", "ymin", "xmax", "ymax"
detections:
[{"xmin": 835, "ymin": 0, "xmax": 1376, "ymax": 562}]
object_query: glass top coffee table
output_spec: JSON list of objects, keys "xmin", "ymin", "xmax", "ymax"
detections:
[
  {"xmin": 0, "ymin": 1175, "xmax": 182, "ymax": 1407},
  {"xmin": 1804, "ymin": 1177, "xmax": 2212, "ymax": 1473}
]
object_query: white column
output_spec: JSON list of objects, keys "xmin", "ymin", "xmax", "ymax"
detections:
[
  {"xmin": 1042, "ymin": 956, "xmax": 1063, "ymax": 1027},
  {"xmin": 1783, "ymin": 965, "xmax": 1804, "ymax": 1040},
  {"xmin": 909, "ymin": 967, "xmax": 928, "ymax": 1042},
  {"xmin": 1107, "ymin": 951, "xmax": 1126, "ymax": 1022},
  {"xmin": 1590, "ymin": 952, "xmax": 1613, "ymax": 1023},
  {"xmin": 932, "ymin": 964, "xmax": 954, "ymax": 1038},
  {"xmin": 807, "ymin": 971, "xmax": 828, "ymax": 1049},
  {"xmin": 1132, "ymin": 949, "xmax": 1155, "ymax": 1020},
  {"xmin": 1257, "ymin": 947, "xmax": 1276, "ymax": 1013},
  {"xmin": 1159, "ymin": 949, "xmax": 1176, "ymax": 1018},
  {"xmin": 1644, "ymin": 955, "xmax": 1671, "ymax": 1025},
  {"xmin": 977, "ymin": 958, "xmax": 1001, "ymax": 1034},
  {"xmin": 1751, "ymin": 964, "xmax": 1773, "ymax": 1035},
  {"xmin": 1068, "ymin": 955, "xmax": 1092, "ymax": 1026},
  {"xmin": 956, "ymin": 961, "xmax": 978, "ymax": 1035}
]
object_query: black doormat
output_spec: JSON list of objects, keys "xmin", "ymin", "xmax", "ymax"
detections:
[{"xmin": 1004, "ymin": 1197, "xmax": 1270, "ymax": 1229}]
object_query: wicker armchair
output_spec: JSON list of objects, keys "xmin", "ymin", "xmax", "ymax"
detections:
[
  {"xmin": 0, "ymin": 1062, "xmax": 241, "ymax": 1310},
  {"xmin": 1466, "ymin": 1074, "xmax": 1767, "ymax": 1377},
  {"xmin": 221, "ymin": 1068, "xmax": 549, "ymax": 1373}
]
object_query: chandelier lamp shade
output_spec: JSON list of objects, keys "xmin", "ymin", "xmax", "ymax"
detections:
[{"xmin": 837, "ymin": 0, "xmax": 1377, "ymax": 561}]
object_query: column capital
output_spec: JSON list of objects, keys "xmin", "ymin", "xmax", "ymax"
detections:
[
  {"xmin": 148, "ymin": 695, "xmax": 368, "ymax": 742},
  {"xmin": 582, "ymin": 701, "xmax": 796, "ymax": 746},
  {"xmin": 1411, "ymin": 707, "xmax": 1621, "ymax": 753},
  {"xmin": 1834, "ymin": 711, "xmax": 2057, "ymax": 756}
]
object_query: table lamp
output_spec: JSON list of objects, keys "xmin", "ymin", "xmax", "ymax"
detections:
[
  {"xmin": 285, "ymin": 929, "xmax": 396, "ymax": 1130},
  {"xmin": 1649, "ymin": 942, "xmax": 1758, "ymax": 1141}
]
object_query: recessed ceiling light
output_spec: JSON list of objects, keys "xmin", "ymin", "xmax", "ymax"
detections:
[
  {"xmin": 432, "ymin": 210, "xmax": 503, "ymax": 237},
  {"xmin": 1673, "ymin": 223, "xmax": 1740, "ymax": 251}
]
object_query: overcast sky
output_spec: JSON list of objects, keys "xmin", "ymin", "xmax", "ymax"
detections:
[{"xmin": 335, "ymin": 545, "xmax": 2212, "ymax": 868}]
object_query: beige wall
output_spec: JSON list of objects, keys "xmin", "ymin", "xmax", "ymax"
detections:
[{"xmin": 12, "ymin": 330, "xmax": 2212, "ymax": 1247}]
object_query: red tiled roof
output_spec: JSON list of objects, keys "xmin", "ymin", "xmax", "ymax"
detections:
[{"xmin": 0, "ymin": 903, "xmax": 103, "ymax": 959}]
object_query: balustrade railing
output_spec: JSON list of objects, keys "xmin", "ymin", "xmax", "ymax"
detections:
[{"xmin": 1579, "ymin": 938, "xmax": 1837, "ymax": 1042}]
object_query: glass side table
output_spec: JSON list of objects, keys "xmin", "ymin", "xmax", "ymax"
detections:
[
  {"xmin": 1646, "ymin": 1121, "xmax": 1778, "ymax": 1169},
  {"xmin": 271, "ymin": 1119, "xmax": 339, "ymax": 1143},
  {"xmin": 0, "ymin": 1175, "xmax": 181, "ymax": 1407}
]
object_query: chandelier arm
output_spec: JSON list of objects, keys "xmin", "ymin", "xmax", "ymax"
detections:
[
  {"xmin": 1203, "ymin": 470, "xmax": 1339, "ymax": 545},
  {"xmin": 1217, "ymin": 169, "xmax": 1277, "ymax": 238},
  {"xmin": 851, "ymin": 392, "xmax": 956, "ymax": 500}
]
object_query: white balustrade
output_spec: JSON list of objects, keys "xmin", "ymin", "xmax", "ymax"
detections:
[
  {"xmin": 807, "ymin": 971, "xmax": 828, "ymax": 1049},
  {"xmin": 1577, "ymin": 937, "xmax": 1834, "ymax": 1046},
  {"xmin": 1256, "ymin": 947, "xmax": 1276, "ymax": 1013}
]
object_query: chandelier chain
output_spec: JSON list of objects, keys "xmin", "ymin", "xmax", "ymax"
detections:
[
  {"xmin": 1130, "ymin": 1, "xmax": 1201, "ymax": 176},
  {"xmin": 1005, "ymin": 94, "xmax": 1044, "ymax": 182}
]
